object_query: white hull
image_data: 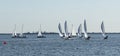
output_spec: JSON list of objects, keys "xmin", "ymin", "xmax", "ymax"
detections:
[
  {"xmin": 37, "ymin": 35, "xmax": 46, "ymax": 38},
  {"xmin": 12, "ymin": 34, "xmax": 26, "ymax": 38}
]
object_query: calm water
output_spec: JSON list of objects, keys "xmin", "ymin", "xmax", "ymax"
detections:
[{"xmin": 0, "ymin": 33, "xmax": 120, "ymax": 56}]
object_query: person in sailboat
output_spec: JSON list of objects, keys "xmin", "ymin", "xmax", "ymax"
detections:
[
  {"xmin": 62, "ymin": 33, "xmax": 65, "ymax": 37},
  {"xmin": 104, "ymin": 36, "xmax": 108, "ymax": 39},
  {"xmin": 102, "ymin": 33, "xmax": 108, "ymax": 39},
  {"xmin": 87, "ymin": 36, "xmax": 91, "ymax": 40},
  {"xmin": 64, "ymin": 33, "xmax": 73, "ymax": 40}
]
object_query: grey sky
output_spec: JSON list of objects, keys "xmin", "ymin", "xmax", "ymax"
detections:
[{"xmin": 0, "ymin": 0, "xmax": 120, "ymax": 33}]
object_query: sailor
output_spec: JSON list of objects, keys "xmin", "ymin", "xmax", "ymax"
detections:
[
  {"xmin": 85, "ymin": 36, "xmax": 90, "ymax": 40},
  {"xmin": 104, "ymin": 36, "xmax": 108, "ymax": 39}
]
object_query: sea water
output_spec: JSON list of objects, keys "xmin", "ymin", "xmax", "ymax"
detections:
[{"xmin": 0, "ymin": 33, "xmax": 120, "ymax": 56}]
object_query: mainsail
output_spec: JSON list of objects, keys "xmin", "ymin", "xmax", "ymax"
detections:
[
  {"xmin": 38, "ymin": 25, "xmax": 42, "ymax": 36},
  {"xmin": 58, "ymin": 23, "xmax": 63, "ymax": 36},
  {"xmin": 64, "ymin": 21, "xmax": 69, "ymax": 37},
  {"xmin": 20, "ymin": 24, "xmax": 24, "ymax": 37},
  {"xmin": 12, "ymin": 24, "xmax": 17, "ymax": 37},
  {"xmin": 84, "ymin": 20, "xmax": 88, "ymax": 38},
  {"xmin": 101, "ymin": 21, "xmax": 106, "ymax": 37},
  {"xmin": 78, "ymin": 24, "xmax": 82, "ymax": 37},
  {"xmin": 71, "ymin": 24, "xmax": 76, "ymax": 36}
]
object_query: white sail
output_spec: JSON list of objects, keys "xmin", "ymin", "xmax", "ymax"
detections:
[
  {"xmin": 71, "ymin": 24, "xmax": 76, "ymax": 36},
  {"xmin": 38, "ymin": 25, "xmax": 42, "ymax": 36},
  {"xmin": 78, "ymin": 24, "xmax": 82, "ymax": 37},
  {"xmin": 12, "ymin": 24, "xmax": 17, "ymax": 37},
  {"xmin": 84, "ymin": 20, "xmax": 88, "ymax": 38},
  {"xmin": 84, "ymin": 20, "xmax": 87, "ymax": 33},
  {"xmin": 58, "ymin": 23, "xmax": 63, "ymax": 37},
  {"xmin": 20, "ymin": 24, "xmax": 26, "ymax": 38},
  {"xmin": 20, "ymin": 24, "xmax": 23, "ymax": 36},
  {"xmin": 101, "ymin": 21, "xmax": 106, "ymax": 37},
  {"xmin": 37, "ymin": 25, "xmax": 46, "ymax": 38},
  {"xmin": 64, "ymin": 21, "xmax": 69, "ymax": 37}
]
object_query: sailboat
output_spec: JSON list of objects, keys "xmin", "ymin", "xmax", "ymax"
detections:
[
  {"xmin": 77, "ymin": 24, "xmax": 83, "ymax": 38},
  {"xmin": 70, "ymin": 24, "xmax": 77, "ymax": 37},
  {"xmin": 101, "ymin": 21, "xmax": 108, "ymax": 39},
  {"xmin": 19, "ymin": 24, "xmax": 26, "ymax": 38},
  {"xmin": 83, "ymin": 19, "xmax": 90, "ymax": 40},
  {"xmin": 12, "ymin": 24, "xmax": 19, "ymax": 38},
  {"xmin": 58, "ymin": 23, "xmax": 64, "ymax": 37},
  {"xmin": 37, "ymin": 25, "xmax": 45, "ymax": 38},
  {"xmin": 64, "ymin": 21, "xmax": 70, "ymax": 39}
]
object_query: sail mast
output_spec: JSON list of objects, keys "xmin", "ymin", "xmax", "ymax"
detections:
[
  {"xmin": 12, "ymin": 24, "xmax": 17, "ymax": 36},
  {"xmin": 20, "ymin": 24, "xmax": 24, "ymax": 37}
]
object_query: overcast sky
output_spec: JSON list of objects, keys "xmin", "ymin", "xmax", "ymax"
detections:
[{"xmin": 0, "ymin": 0, "xmax": 120, "ymax": 33}]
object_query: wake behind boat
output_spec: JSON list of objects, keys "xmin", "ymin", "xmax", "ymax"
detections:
[
  {"xmin": 83, "ymin": 19, "xmax": 90, "ymax": 40},
  {"xmin": 101, "ymin": 21, "xmax": 108, "ymax": 39}
]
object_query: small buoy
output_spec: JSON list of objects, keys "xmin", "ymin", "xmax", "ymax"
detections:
[{"xmin": 3, "ymin": 41, "xmax": 7, "ymax": 44}]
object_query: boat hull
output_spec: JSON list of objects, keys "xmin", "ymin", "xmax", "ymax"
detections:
[{"xmin": 37, "ymin": 36, "xmax": 46, "ymax": 38}]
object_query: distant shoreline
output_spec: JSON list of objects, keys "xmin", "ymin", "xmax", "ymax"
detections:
[
  {"xmin": 0, "ymin": 32, "xmax": 120, "ymax": 35},
  {"xmin": 0, "ymin": 32, "xmax": 58, "ymax": 35}
]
